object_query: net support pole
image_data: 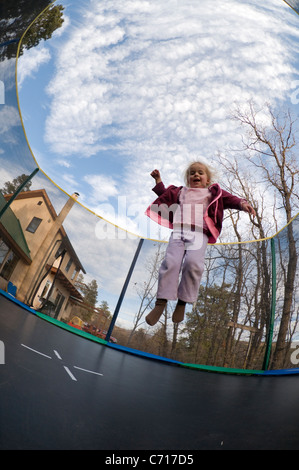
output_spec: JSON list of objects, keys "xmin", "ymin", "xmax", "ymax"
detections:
[
  {"xmin": 0, "ymin": 168, "xmax": 39, "ymax": 219},
  {"xmin": 105, "ymin": 238, "xmax": 144, "ymax": 343},
  {"xmin": 262, "ymin": 237, "xmax": 277, "ymax": 371}
]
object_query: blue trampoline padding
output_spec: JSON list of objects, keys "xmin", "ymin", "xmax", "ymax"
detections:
[
  {"xmin": 106, "ymin": 341, "xmax": 182, "ymax": 365},
  {"xmin": 0, "ymin": 288, "xmax": 37, "ymax": 314},
  {"xmin": 2, "ymin": 289, "xmax": 299, "ymax": 375},
  {"xmin": 262, "ymin": 368, "xmax": 299, "ymax": 376}
]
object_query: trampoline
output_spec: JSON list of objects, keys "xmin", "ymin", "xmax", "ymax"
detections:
[
  {"xmin": 2, "ymin": 290, "xmax": 299, "ymax": 451},
  {"xmin": 1, "ymin": 0, "xmax": 299, "ymax": 451}
]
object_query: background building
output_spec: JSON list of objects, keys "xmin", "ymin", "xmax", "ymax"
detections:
[{"xmin": 0, "ymin": 189, "xmax": 85, "ymax": 320}]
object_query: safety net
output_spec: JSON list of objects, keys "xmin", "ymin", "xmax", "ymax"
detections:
[
  {"xmin": 0, "ymin": 0, "xmax": 298, "ymax": 375},
  {"xmin": 102, "ymin": 216, "xmax": 299, "ymax": 374},
  {"xmin": 284, "ymin": 0, "xmax": 299, "ymax": 15}
]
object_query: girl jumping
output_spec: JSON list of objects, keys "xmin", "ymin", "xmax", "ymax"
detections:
[{"xmin": 145, "ymin": 161, "xmax": 256, "ymax": 326}]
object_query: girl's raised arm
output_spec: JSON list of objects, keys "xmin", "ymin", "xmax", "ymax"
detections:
[{"xmin": 150, "ymin": 169, "xmax": 162, "ymax": 184}]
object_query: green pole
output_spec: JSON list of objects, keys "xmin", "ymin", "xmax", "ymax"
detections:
[
  {"xmin": 262, "ymin": 237, "xmax": 277, "ymax": 371},
  {"xmin": 105, "ymin": 238, "xmax": 144, "ymax": 343},
  {"xmin": 0, "ymin": 168, "xmax": 39, "ymax": 219}
]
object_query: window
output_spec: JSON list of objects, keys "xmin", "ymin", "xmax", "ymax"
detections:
[
  {"xmin": 54, "ymin": 291, "xmax": 65, "ymax": 318},
  {"xmin": 0, "ymin": 239, "xmax": 18, "ymax": 280},
  {"xmin": 0, "ymin": 251, "xmax": 19, "ymax": 280},
  {"xmin": 71, "ymin": 268, "xmax": 78, "ymax": 280},
  {"xmin": 40, "ymin": 280, "xmax": 52, "ymax": 299},
  {"xmin": 0, "ymin": 240, "xmax": 9, "ymax": 264},
  {"xmin": 26, "ymin": 217, "xmax": 42, "ymax": 234},
  {"xmin": 65, "ymin": 258, "xmax": 72, "ymax": 273}
]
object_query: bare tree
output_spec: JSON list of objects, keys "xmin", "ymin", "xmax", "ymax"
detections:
[
  {"xmin": 231, "ymin": 101, "xmax": 299, "ymax": 368},
  {"xmin": 216, "ymin": 154, "xmax": 273, "ymax": 368}
]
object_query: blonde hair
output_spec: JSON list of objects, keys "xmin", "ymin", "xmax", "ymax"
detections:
[{"xmin": 184, "ymin": 160, "xmax": 215, "ymax": 187}]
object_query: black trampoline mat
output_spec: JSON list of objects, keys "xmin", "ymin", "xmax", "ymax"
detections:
[{"xmin": 1, "ymin": 293, "xmax": 299, "ymax": 450}]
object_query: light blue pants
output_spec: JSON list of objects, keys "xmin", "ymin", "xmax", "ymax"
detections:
[{"xmin": 157, "ymin": 231, "xmax": 208, "ymax": 303}]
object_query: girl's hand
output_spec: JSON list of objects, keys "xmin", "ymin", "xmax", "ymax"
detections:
[
  {"xmin": 241, "ymin": 202, "xmax": 256, "ymax": 217},
  {"xmin": 150, "ymin": 169, "xmax": 162, "ymax": 184}
]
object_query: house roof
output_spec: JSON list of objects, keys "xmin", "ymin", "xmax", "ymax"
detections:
[{"xmin": 0, "ymin": 192, "xmax": 31, "ymax": 264}]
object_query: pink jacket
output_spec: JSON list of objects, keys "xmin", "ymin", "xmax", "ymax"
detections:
[{"xmin": 145, "ymin": 182, "xmax": 247, "ymax": 244}]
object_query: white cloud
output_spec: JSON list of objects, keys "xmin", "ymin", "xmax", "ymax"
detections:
[
  {"xmin": 44, "ymin": 0, "xmax": 299, "ymax": 161},
  {"xmin": 0, "ymin": 105, "xmax": 20, "ymax": 135},
  {"xmin": 61, "ymin": 173, "xmax": 78, "ymax": 192},
  {"xmin": 56, "ymin": 159, "xmax": 71, "ymax": 168},
  {"xmin": 17, "ymin": 46, "xmax": 51, "ymax": 88},
  {"xmin": 83, "ymin": 174, "xmax": 119, "ymax": 202}
]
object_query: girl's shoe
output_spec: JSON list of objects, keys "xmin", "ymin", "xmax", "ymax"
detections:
[
  {"xmin": 172, "ymin": 300, "xmax": 186, "ymax": 323},
  {"xmin": 146, "ymin": 299, "xmax": 167, "ymax": 326}
]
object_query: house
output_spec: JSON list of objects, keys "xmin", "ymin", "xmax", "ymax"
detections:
[{"xmin": 0, "ymin": 189, "xmax": 85, "ymax": 320}]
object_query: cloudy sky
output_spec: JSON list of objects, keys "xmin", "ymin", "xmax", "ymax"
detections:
[{"xmin": 17, "ymin": 0, "xmax": 299, "ymax": 241}]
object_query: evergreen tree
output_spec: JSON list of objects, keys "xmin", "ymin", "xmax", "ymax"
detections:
[
  {"xmin": 21, "ymin": 4, "xmax": 64, "ymax": 54},
  {"xmin": 0, "ymin": 2, "xmax": 64, "ymax": 60},
  {"xmin": 75, "ymin": 274, "xmax": 98, "ymax": 307}
]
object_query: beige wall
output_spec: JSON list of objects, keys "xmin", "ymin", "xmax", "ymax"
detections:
[
  {"xmin": 9, "ymin": 230, "xmax": 64, "ymax": 302},
  {"xmin": 9, "ymin": 194, "xmax": 55, "ymax": 259},
  {"xmin": 7, "ymin": 193, "xmax": 58, "ymax": 297}
]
